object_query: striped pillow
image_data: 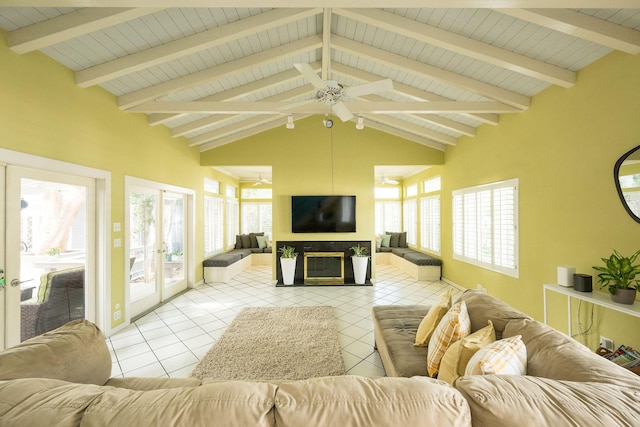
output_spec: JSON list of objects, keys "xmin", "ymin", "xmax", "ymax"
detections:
[
  {"xmin": 426, "ymin": 300, "xmax": 471, "ymax": 378},
  {"xmin": 465, "ymin": 335, "xmax": 527, "ymax": 376},
  {"xmin": 414, "ymin": 288, "xmax": 453, "ymax": 346}
]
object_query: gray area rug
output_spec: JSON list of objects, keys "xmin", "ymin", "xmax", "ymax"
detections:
[{"xmin": 190, "ymin": 306, "xmax": 346, "ymax": 381}]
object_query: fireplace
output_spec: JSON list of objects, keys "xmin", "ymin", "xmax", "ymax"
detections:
[{"xmin": 304, "ymin": 252, "xmax": 344, "ymax": 284}]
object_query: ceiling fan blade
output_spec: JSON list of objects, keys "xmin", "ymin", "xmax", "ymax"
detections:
[
  {"xmin": 333, "ymin": 102, "xmax": 354, "ymax": 122},
  {"xmin": 294, "ymin": 63, "xmax": 325, "ymax": 90},
  {"xmin": 345, "ymin": 79, "xmax": 394, "ymax": 98}
]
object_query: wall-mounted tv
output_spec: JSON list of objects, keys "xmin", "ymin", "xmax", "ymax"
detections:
[{"xmin": 292, "ymin": 195, "xmax": 356, "ymax": 233}]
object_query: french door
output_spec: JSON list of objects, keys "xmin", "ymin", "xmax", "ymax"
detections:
[
  {"xmin": 1, "ymin": 165, "xmax": 96, "ymax": 348},
  {"xmin": 126, "ymin": 178, "xmax": 191, "ymax": 319}
]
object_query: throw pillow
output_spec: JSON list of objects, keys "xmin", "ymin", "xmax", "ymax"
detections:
[
  {"xmin": 438, "ymin": 320, "xmax": 496, "ymax": 385},
  {"xmin": 249, "ymin": 232, "xmax": 264, "ymax": 248},
  {"xmin": 465, "ymin": 335, "xmax": 527, "ymax": 376},
  {"xmin": 426, "ymin": 300, "xmax": 471, "ymax": 378},
  {"xmin": 240, "ymin": 234, "xmax": 251, "ymax": 249},
  {"xmin": 398, "ymin": 231, "xmax": 408, "ymax": 248},
  {"xmin": 380, "ymin": 234, "xmax": 391, "ymax": 248},
  {"xmin": 414, "ymin": 288, "xmax": 453, "ymax": 346},
  {"xmin": 235, "ymin": 234, "xmax": 243, "ymax": 249},
  {"xmin": 256, "ymin": 235, "xmax": 267, "ymax": 249},
  {"xmin": 388, "ymin": 232, "xmax": 400, "ymax": 248}
]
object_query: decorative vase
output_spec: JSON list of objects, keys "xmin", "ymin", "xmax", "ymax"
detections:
[
  {"xmin": 281, "ymin": 257, "xmax": 297, "ymax": 285},
  {"xmin": 610, "ymin": 288, "xmax": 637, "ymax": 305},
  {"xmin": 352, "ymin": 256, "xmax": 368, "ymax": 285}
]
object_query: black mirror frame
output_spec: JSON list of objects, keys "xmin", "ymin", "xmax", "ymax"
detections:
[{"xmin": 614, "ymin": 145, "xmax": 640, "ymax": 224}]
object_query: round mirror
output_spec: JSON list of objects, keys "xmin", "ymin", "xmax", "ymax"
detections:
[{"xmin": 614, "ymin": 145, "xmax": 640, "ymax": 223}]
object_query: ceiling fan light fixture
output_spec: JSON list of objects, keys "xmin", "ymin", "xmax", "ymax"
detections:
[
  {"xmin": 286, "ymin": 114, "xmax": 294, "ymax": 129},
  {"xmin": 323, "ymin": 114, "xmax": 333, "ymax": 129},
  {"xmin": 356, "ymin": 117, "xmax": 364, "ymax": 130}
]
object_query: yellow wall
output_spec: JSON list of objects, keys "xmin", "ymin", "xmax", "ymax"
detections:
[
  {"xmin": 439, "ymin": 50, "xmax": 640, "ymax": 349},
  {"xmin": 201, "ymin": 116, "xmax": 444, "ymax": 274},
  {"xmin": 0, "ymin": 31, "xmax": 237, "ymax": 329}
]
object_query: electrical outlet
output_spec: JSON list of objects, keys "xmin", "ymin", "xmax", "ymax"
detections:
[
  {"xmin": 600, "ymin": 336, "xmax": 614, "ymax": 352},
  {"xmin": 476, "ymin": 284, "xmax": 487, "ymax": 293},
  {"xmin": 114, "ymin": 310, "xmax": 121, "ymax": 321}
]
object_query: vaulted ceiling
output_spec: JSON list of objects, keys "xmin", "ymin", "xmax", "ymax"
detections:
[{"xmin": 1, "ymin": 1, "xmax": 639, "ymax": 155}]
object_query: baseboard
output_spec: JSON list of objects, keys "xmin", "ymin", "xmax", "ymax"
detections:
[{"xmin": 441, "ymin": 277, "xmax": 470, "ymax": 292}]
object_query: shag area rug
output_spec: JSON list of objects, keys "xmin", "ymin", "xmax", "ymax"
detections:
[{"xmin": 190, "ymin": 306, "xmax": 346, "ymax": 381}]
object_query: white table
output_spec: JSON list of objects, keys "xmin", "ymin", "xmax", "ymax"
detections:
[{"xmin": 543, "ymin": 283, "xmax": 640, "ymax": 336}]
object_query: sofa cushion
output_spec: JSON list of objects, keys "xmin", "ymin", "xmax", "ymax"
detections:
[
  {"xmin": 203, "ymin": 252, "xmax": 242, "ymax": 267},
  {"xmin": 378, "ymin": 246, "xmax": 392, "ymax": 253},
  {"xmin": 456, "ymin": 375, "xmax": 640, "ymax": 427},
  {"xmin": 275, "ymin": 376, "xmax": 471, "ymax": 427},
  {"xmin": 372, "ymin": 305, "xmax": 430, "ymax": 377},
  {"xmin": 104, "ymin": 377, "xmax": 202, "ymax": 390},
  {"xmin": 387, "ymin": 232, "xmax": 400, "ymax": 248},
  {"xmin": 240, "ymin": 234, "xmax": 251, "ymax": 249},
  {"xmin": 504, "ymin": 318, "xmax": 640, "ymax": 388},
  {"xmin": 82, "ymin": 381, "xmax": 277, "ymax": 427},
  {"xmin": 256, "ymin": 235, "xmax": 268, "ymax": 249},
  {"xmin": 380, "ymin": 234, "xmax": 391, "ymax": 248},
  {"xmin": 438, "ymin": 320, "xmax": 495, "ymax": 385},
  {"xmin": 414, "ymin": 289, "xmax": 452, "ymax": 346},
  {"xmin": 235, "ymin": 234, "xmax": 243, "ymax": 249},
  {"xmin": 250, "ymin": 247, "xmax": 265, "ymax": 253},
  {"xmin": 427, "ymin": 301, "xmax": 471, "ymax": 377},
  {"xmin": 0, "ymin": 378, "xmax": 107, "ymax": 427},
  {"xmin": 403, "ymin": 252, "xmax": 442, "ymax": 266},
  {"xmin": 249, "ymin": 232, "xmax": 264, "ymax": 248},
  {"xmin": 456, "ymin": 290, "xmax": 531, "ymax": 338},
  {"xmin": 263, "ymin": 247, "xmax": 273, "ymax": 254},
  {"xmin": 465, "ymin": 335, "xmax": 526, "ymax": 376},
  {"xmin": 0, "ymin": 319, "xmax": 111, "ymax": 386},
  {"xmin": 37, "ymin": 267, "xmax": 84, "ymax": 302}
]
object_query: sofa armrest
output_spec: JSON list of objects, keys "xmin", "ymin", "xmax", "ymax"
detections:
[
  {"xmin": 455, "ymin": 375, "xmax": 640, "ymax": 427},
  {"xmin": 20, "ymin": 302, "xmax": 42, "ymax": 342}
]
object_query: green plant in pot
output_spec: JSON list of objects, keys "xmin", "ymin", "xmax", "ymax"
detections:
[
  {"xmin": 592, "ymin": 249, "xmax": 640, "ymax": 305},
  {"xmin": 279, "ymin": 246, "xmax": 298, "ymax": 285},
  {"xmin": 350, "ymin": 245, "xmax": 369, "ymax": 285}
]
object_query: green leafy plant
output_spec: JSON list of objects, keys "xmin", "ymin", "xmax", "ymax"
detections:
[
  {"xmin": 279, "ymin": 245, "xmax": 298, "ymax": 259},
  {"xmin": 593, "ymin": 249, "xmax": 640, "ymax": 294},
  {"xmin": 45, "ymin": 247, "xmax": 61, "ymax": 256},
  {"xmin": 350, "ymin": 245, "xmax": 369, "ymax": 257}
]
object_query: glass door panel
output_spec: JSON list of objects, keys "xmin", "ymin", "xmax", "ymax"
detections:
[{"xmin": 163, "ymin": 192, "xmax": 186, "ymax": 295}]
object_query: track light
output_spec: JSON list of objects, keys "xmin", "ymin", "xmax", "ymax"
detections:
[
  {"xmin": 323, "ymin": 114, "xmax": 333, "ymax": 129},
  {"xmin": 356, "ymin": 117, "xmax": 364, "ymax": 130},
  {"xmin": 286, "ymin": 114, "xmax": 294, "ymax": 129}
]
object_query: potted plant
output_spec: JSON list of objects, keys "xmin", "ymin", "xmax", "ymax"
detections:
[
  {"xmin": 592, "ymin": 249, "xmax": 640, "ymax": 304},
  {"xmin": 350, "ymin": 244, "xmax": 369, "ymax": 285},
  {"xmin": 45, "ymin": 247, "xmax": 61, "ymax": 260},
  {"xmin": 279, "ymin": 245, "xmax": 298, "ymax": 285}
]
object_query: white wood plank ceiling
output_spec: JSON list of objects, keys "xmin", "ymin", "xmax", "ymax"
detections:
[{"xmin": 1, "ymin": 2, "xmax": 639, "ymax": 153}]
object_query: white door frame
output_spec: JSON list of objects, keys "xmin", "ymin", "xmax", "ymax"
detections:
[
  {"xmin": 124, "ymin": 176, "xmax": 195, "ymax": 324},
  {"xmin": 0, "ymin": 148, "xmax": 111, "ymax": 340}
]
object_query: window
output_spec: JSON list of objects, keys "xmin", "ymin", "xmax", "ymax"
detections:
[
  {"xmin": 420, "ymin": 195, "xmax": 440, "ymax": 254},
  {"xmin": 241, "ymin": 188, "xmax": 272, "ymax": 199},
  {"xmin": 375, "ymin": 202, "xmax": 401, "ymax": 235},
  {"xmin": 375, "ymin": 187, "xmax": 400, "ymax": 199},
  {"xmin": 242, "ymin": 202, "xmax": 272, "ymax": 236},
  {"xmin": 406, "ymin": 184, "xmax": 418, "ymax": 198},
  {"xmin": 204, "ymin": 196, "xmax": 224, "ymax": 254},
  {"xmin": 403, "ymin": 199, "xmax": 417, "ymax": 246},
  {"xmin": 452, "ymin": 179, "xmax": 518, "ymax": 278},
  {"xmin": 423, "ymin": 176, "xmax": 441, "ymax": 193},
  {"xmin": 226, "ymin": 199, "xmax": 239, "ymax": 249},
  {"xmin": 204, "ymin": 178, "xmax": 219, "ymax": 194},
  {"xmin": 226, "ymin": 185, "xmax": 237, "ymax": 198}
]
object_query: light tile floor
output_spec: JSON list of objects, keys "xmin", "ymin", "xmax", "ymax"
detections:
[{"xmin": 107, "ymin": 264, "xmax": 461, "ymax": 379}]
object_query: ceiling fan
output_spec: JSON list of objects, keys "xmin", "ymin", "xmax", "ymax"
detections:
[
  {"xmin": 253, "ymin": 174, "xmax": 272, "ymax": 186},
  {"xmin": 377, "ymin": 174, "xmax": 399, "ymax": 185},
  {"xmin": 293, "ymin": 63, "xmax": 394, "ymax": 122}
]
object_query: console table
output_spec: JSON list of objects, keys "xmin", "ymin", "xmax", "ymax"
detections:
[{"xmin": 543, "ymin": 283, "xmax": 640, "ymax": 336}]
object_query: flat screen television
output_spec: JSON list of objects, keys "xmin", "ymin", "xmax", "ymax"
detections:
[{"xmin": 291, "ymin": 195, "xmax": 356, "ymax": 233}]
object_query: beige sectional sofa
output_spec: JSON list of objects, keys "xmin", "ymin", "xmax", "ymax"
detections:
[
  {"xmin": 0, "ymin": 320, "xmax": 471, "ymax": 426},
  {"xmin": 373, "ymin": 290, "xmax": 640, "ymax": 426}
]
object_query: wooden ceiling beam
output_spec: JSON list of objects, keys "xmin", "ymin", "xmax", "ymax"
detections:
[
  {"xmin": 118, "ymin": 35, "xmax": 323, "ymax": 109},
  {"xmin": 8, "ymin": 7, "xmax": 162, "ymax": 54},
  {"xmin": 498, "ymin": 8, "xmax": 640, "ymax": 54},
  {"xmin": 335, "ymin": 8, "xmax": 575, "ymax": 87},
  {"xmin": 76, "ymin": 8, "xmax": 321, "ymax": 87},
  {"xmin": 332, "ymin": 35, "xmax": 530, "ymax": 109}
]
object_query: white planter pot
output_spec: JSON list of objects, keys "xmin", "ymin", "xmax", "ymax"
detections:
[
  {"xmin": 281, "ymin": 257, "xmax": 297, "ymax": 285},
  {"xmin": 352, "ymin": 256, "xmax": 368, "ymax": 285}
]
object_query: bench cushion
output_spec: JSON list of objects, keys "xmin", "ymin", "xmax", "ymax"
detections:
[
  {"xmin": 376, "ymin": 247, "xmax": 392, "ymax": 253},
  {"xmin": 403, "ymin": 252, "xmax": 442, "ymax": 266},
  {"xmin": 203, "ymin": 252, "xmax": 242, "ymax": 267},
  {"xmin": 372, "ymin": 305, "xmax": 430, "ymax": 377},
  {"xmin": 391, "ymin": 248, "xmax": 414, "ymax": 257}
]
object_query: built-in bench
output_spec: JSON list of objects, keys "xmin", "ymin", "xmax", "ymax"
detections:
[
  {"xmin": 376, "ymin": 241, "xmax": 442, "ymax": 281},
  {"xmin": 203, "ymin": 233, "xmax": 273, "ymax": 283}
]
